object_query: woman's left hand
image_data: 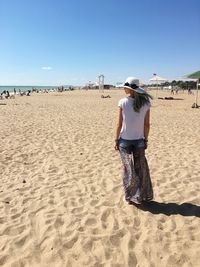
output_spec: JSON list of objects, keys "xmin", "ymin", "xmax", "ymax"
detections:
[
  {"xmin": 114, "ymin": 140, "xmax": 119, "ymax": 150},
  {"xmin": 144, "ymin": 139, "xmax": 148, "ymax": 150}
]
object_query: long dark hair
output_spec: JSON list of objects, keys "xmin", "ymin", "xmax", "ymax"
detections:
[{"xmin": 133, "ymin": 91, "xmax": 153, "ymax": 112}]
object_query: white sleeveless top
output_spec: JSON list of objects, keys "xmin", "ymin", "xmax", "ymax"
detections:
[{"xmin": 118, "ymin": 96, "xmax": 150, "ymax": 140}]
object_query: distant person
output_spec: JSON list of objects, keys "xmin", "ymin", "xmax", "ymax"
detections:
[
  {"xmin": 0, "ymin": 90, "xmax": 6, "ymax": 99},
  {"xmin": 26, "ymin": 90, "xmax": 31, "ymax": 96},
  {"xmin": 188, "ymin": 88, "xmax": 192, "ymax": 95},
  {"xmin": 1, "ymin": 90, "xmax": 6, "ymax": 96},
  {"xmin": 14, "ymin": 88, "xmax": 16, "ymax": 94},
  {"xmin": 5, "ymin": 91, "xmax": 10, "ymax": 99},
  {"xmin": 171, "ymin": 89, "xmax": 174, "ymax": 95},
  {"xmin": 115, "ymin": 77, "xmax": 153, "ymax": 205},
  {"xmin": 101, "ymin": 95, "xmax": 111, "ymax": 98}
]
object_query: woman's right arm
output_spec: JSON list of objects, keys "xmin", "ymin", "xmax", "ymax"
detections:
[{"xmin": 115, "ymin": 107, "xmax": 123, "ymax": 150}]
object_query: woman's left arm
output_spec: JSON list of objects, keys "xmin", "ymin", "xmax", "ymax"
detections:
[{"xmin": 144, "ymin": 109, "xmax": 150, "ymax": 147}]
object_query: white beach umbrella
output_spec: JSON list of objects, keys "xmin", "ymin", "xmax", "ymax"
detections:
[
  {"xmin": 149, "ymin": 74, "xmax": 167, "ymax": 83},
  {"xmin": 149, "ymin": 74, "xmax": 167, "ymax": 98}
]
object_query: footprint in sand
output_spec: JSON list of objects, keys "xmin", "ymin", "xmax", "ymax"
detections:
[
  {"xmin": 85, "ymin": 217, "xmax": 97, "ymax": 226},
  {"xmin": 63, "ymin": 235, "xmax": 78, "ymax": 249},
  {"xmin": 128, "ymin": 251, "xmax": 138, "ymax": 267}
]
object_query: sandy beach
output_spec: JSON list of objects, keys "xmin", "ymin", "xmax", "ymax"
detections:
[{"xmin": 0, "ymin": 89, "xmax": 200, "ymax": 267}]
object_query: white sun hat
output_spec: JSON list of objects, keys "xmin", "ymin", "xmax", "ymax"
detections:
[{"xmin": 124, "ymin": 77, "xmax": 145, "ymax": 94}]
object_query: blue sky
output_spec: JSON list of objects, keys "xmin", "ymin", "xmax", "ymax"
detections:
[{"xmin": 0, "ymin": 0, "xmax": 200, "ymax": 85}]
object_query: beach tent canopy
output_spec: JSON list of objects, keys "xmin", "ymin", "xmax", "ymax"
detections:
[
  {"xmin": 186, "ymin": 70, "xmax": 200, "ymax": 85},
  {"xmin": 186, "ymin": 70, "xmax": 200, "ymax": 107},
  {"xmin": 186, "ymin": 70, "xmax": 200, "ymax": 80}
]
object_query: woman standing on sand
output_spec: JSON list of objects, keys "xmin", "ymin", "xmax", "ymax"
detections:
[{"xmin": 115, "ymin": 77, "xmax": 153, "ymax": 204}]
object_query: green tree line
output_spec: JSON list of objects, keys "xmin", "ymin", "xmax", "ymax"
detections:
[{"xmin": 149, "ymin": 80, "xmax": 196, "ymax": 89}]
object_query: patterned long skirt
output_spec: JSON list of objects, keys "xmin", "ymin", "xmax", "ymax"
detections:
[{"xmin": 119, "ymin": 146, "xmax": 153, "ymax": 203}]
